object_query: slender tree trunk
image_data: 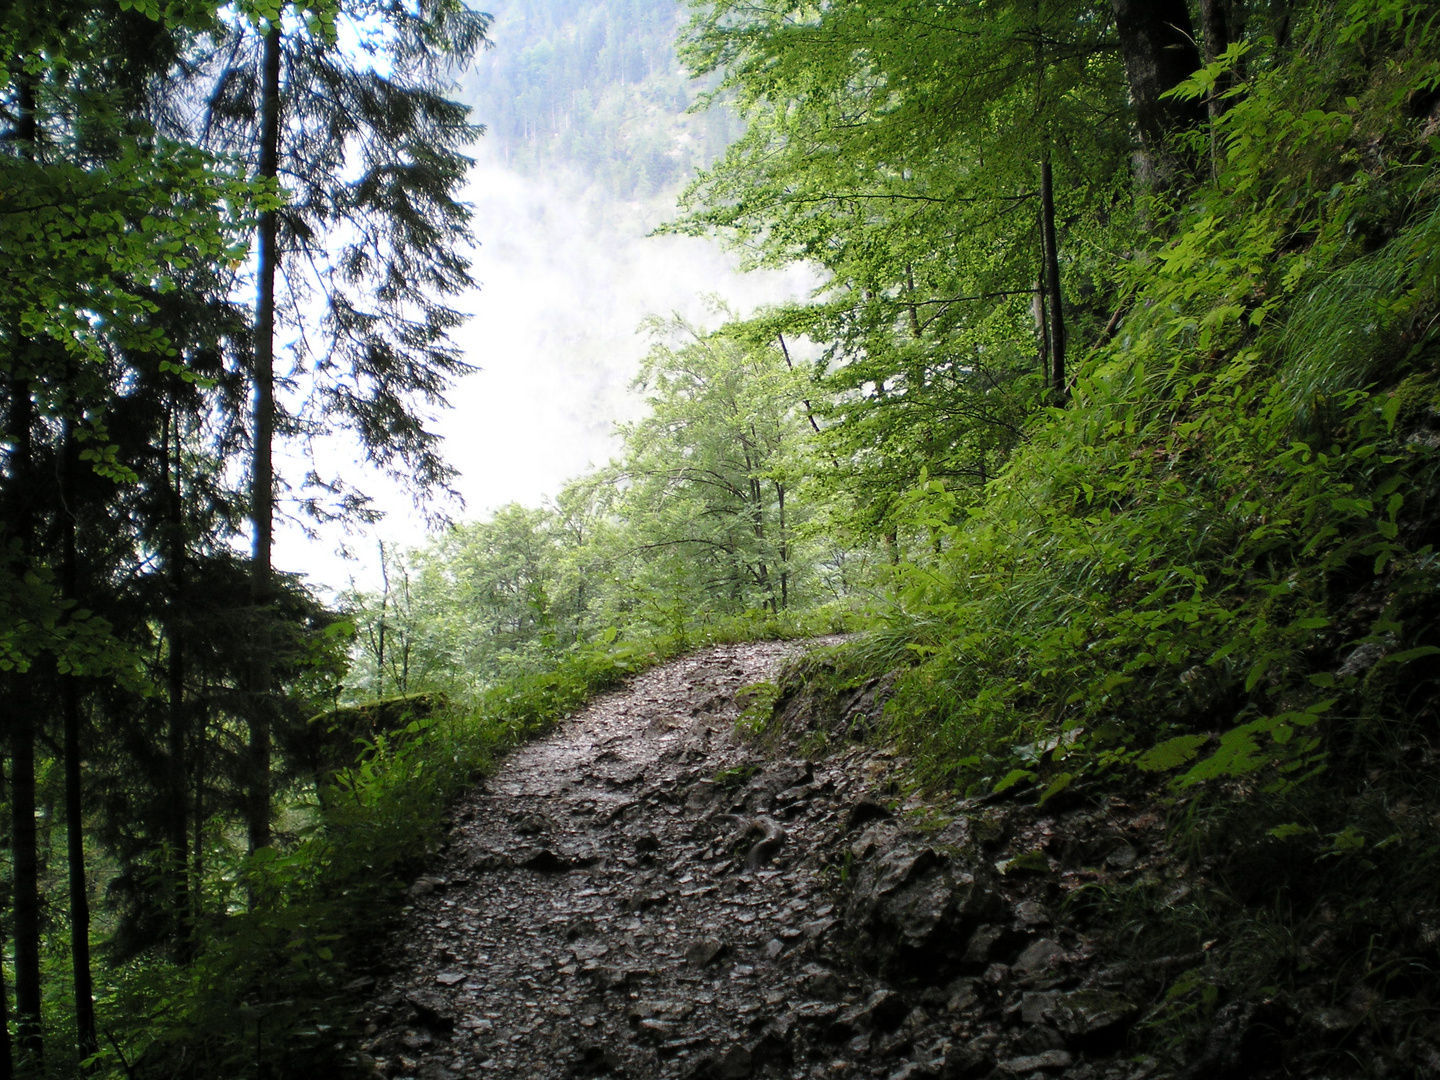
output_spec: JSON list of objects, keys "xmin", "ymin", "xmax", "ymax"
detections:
[
  {"xmin": 1200, "ymin": 0, "xmax": 1238, "ymax": 116},
  {"xmin": 775, "ymin": 481, "xmax": 788, "ymax": 611},
  {"xmin": 6, "ymin": 678, "xmax": 41, "ymax": 1068},
  {"xmin": 62, "ymin": 689, "xmax": 98, "ymax": 1071},
  {"xmin": 1039, "ymin": 158, "xmax": 1066, "ymax": 402},
  {"xmin": 163, "ymin": 409, "xmax": 191, "ymax": 955},
  {"xmin": 192, "ymin": 705, "xmax": 207, "ymax": 928},
  {"xmin": 6, "ymin": 72, "xmax": 44, "ymax": 1074},
  {"xmin": 0, "ymin": 763, "xmax": 12, "ymax": 1080},
  {"xmin": 1031, "ymin": 13, "xmax": 1064, "ymax": 400},
  {"xmin": 375, "ymin": 540, "xmax": 389, "ymax": 698},
  {"xmin": 1032, "ymin": 273, "xmax": 1049, "ymax": 387},
  {"xmin": 1200, "ymin": 0, "xmax": 1239, "ymax": 178},
  {"xmin": 7, "ymin": 378, "xmax": 43, "ymax": 1074},
  {"xmin": 903, "ymin": 264, "xmax": 922, "ymax": 339},
  {"xmin": 248, "ymin": 20, "xmax": 282, "ymax": 855},
  {"xmin": 58, "ymin": 420, "xmax": 99, "ymax": 1070}
]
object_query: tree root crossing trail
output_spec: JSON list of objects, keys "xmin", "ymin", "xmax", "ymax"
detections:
[{"xmin": 360, "ymin": 640, "xmax": 856, "ymax": 1080}]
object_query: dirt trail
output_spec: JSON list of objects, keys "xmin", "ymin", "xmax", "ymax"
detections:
[
  {"xmin": 353, "ymin": 642, "xmax": 1438, "ymax": 1080},
  {"xmin": 357, "ymin": 640, "xmax": 859, "ymax": 1079}
]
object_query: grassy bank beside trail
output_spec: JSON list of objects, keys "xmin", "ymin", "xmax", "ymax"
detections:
[{"xmin": 103, "ymin": 611, "xmax": 844, "ymax": 1079}]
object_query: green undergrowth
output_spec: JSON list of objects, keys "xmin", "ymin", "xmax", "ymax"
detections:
[
  {"xmin": 96, "ymin": 604, "xmax": 845, "ymax": 1078},
  {"xmin": 875, "ymin": 0, "xmax": 1440, "ymax": 819},
  {"xmin": 100, "ymin": 635, "xmax": 657, "ymax": 1077},
  {"xmin": 781, "ymin": 3, "xmax": 1440, "ymax": 1069}
]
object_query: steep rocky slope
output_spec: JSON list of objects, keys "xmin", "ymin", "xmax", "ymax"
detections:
[{"xmin": 348, "ymin": 641, "xmax": 1437, "ymax": 1080}]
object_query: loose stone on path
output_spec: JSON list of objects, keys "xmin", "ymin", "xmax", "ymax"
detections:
[{"xmin": 357, "ymin": 641, "xmax": 856, "ymax": 1080}]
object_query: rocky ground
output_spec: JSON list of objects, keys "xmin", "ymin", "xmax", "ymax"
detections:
[{"xmin": 348, "ymin": 641, "xmax": 1214, "ymax": 1080}]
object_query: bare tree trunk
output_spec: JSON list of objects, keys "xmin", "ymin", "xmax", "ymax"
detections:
[
  {"xmin": 1110, "ymin": 0, "xmax": 1204, "ymax": 186},
  {"xmin": 1039, "ymin": 158, "xmax": 1067, "ymax": 402},
  {"xmin": 6, "ymin": 72, "xmax": 45, "ymax": 1074},
  {"xmin": 1201, "ymin": 0, "xmax": 1238, "ymax": 114},
  {"xmin": 1032, "ymin": 273, "xmax": 1049, "ymax": 387},
  {"xmin": 192, "ymin": 705, "xmax": 207, "ymax": 927},
  {"xmin": 7, "ymin": 379, "xmax": 43, "ymax": 1074},
  {"xmin": 1032, "ymin": 14, "xmax": 1065, "ymax": 400},
  {"xmin": 59, "ymin": 419, "xmax": 99, "ymax": 1070},
  {"xmin": 904, "ymin": 264, "xmax": 922, "ymax": 339},
  {"xmin": 1200, "ymin": 0, "xmax": 1240, "ymax": 176},
  {"xmin": 0, "ymin": 763, "xmax": 12, "ymax": 1080},
  {"xmin": 775, "ymin": 481, "xmax": 788, "ymax": 610},
  {"xmin": 777, "ymin": 334, "xmax": 829, "ymax": 447},
  {"xmin": 247, "ymin": 20, "xmax": 282, "ymax": 855},
  {"xmin": 163, "ymin": 408, "xmax": 191, "ymax": 957},
  {"xmin": 375, "ymin": 540, "xmax": 390, "ymax": 698}
]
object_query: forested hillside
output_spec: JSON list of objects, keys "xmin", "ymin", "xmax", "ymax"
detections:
[
  {"xmin": 462, "ymin": 0, "xmax": 741, "ymax": 196},
  {"xmin": 3, "ymin": 0, "xmax": 1439, "ymax": 1077}
]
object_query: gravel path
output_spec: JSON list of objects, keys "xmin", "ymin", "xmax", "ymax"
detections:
[
  {"xmin": 353, "ymin": 638, "xmax": 1440, "ymax": 1080},
  {"xmin": 357, "ymin": 640, "xmax": 862, "ymax": 1080}
]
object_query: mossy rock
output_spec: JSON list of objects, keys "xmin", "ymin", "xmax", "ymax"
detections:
[{"xmin": 290, "ymin": 692, "xmax": 450, "ymax": 778}]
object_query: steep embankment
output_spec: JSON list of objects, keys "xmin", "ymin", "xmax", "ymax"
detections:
[{"xmin": 350, "ymin": 642, "xmax": 1324, "ymax": 1080}]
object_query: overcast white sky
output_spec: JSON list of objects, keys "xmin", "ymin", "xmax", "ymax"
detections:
[{"xmin": 273, "ymin": 150, "xmax": 814, "ymax": 597}]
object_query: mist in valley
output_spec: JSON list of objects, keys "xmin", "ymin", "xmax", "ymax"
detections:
[{"xmin": 277, "ymin": 0, "xmax": 814, "ymax": 594}]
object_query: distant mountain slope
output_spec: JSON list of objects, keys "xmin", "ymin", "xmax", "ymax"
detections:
[{"xmin": 462, "ymin": 0, "xmax": 739, "ymax": 197}]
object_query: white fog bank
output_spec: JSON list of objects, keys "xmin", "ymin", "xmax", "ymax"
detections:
[{"xmin": 275, "ymin": 154, "xmax": 816, "ymax": 595}]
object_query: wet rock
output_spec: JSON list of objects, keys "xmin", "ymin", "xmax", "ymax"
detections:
[
  {"xmin": 743, "ymin": 818, "xmax": 787, "ymax": 869},
  {"xmin": 998, "ymin": 1048, "xmax": 1073, "ymax": 1072},
  {"xmin": 845, "ymin": 798, "xmax": 893, "ymax": 832},
  {"xmin": 1012, "ymin": 938, "xmax": 1064, "ymax": 977},
  {"xmin": 686, "ymin": 1044, "xmax": 753, "ymax": 1080},
  {"xmin": 516, "ymin": 812, "xmax": 553, "ymax": 835},
  {"xmin": 636, "ymin": 1017, "xmax": 678, "ymax": 1041},
  {"xmin": 623, "ymin": 890, "xmax": 669, "ymax": 913},
  {"xmin": 1016, "ymin": 1024, "xmax": 1066, "ymax": 1054},
  {"xmin": 573, "ymin": 1042, "xmax": 626, "ymax": 1076},
  {"xmin": 946, "ymin": 978, "xmax": 981, "ymax": 1014},
  {"xmin": 846, "ymin": 846, "xmax": 994, "ymax": 978},
  {"xmin": 961, "ymin": 924, "xmax": 1006, "ymax": 966},
  {"xmin": 794, "ymin": 1001, "xmax": 845, "ymax": 1033},
  {"xmin": 1179, "ymin": 999, "xmax": 1294, "ymax": 1080},
  {"xmin": 747, "ymin": 1029, "xmax": 792, "ymax": 1068},
  {"xmin": 404, "ymin": 992, "xmax": 455, "ymax": 1033},
  {"xmin": 1022, "ymin": 989, "xmax": 1137, "ymax": 1047},
  {"xmin": 885, "ymin": 1061, "xmax": 939, "ymax": 1080},
  {"xmin": 1105, "ymin": 846, "xmax": 1137, "ymax": 870},
  {"xmin": 587, "ymin": 965, "xmax": 634, "ymax": 990},
  {"xmin": 943, "ymin": 1042, "xmax": 994, "ymax": 1078},
  {"xmin": 1013, "ymin": 900, "xmax": 1051, "ymax": 928},
  {"xmin": 839, "ymin": 989, "xmax": 909, "ymax": 1034},
  {"xmin": 521, "ymin": 848, "xmax": 589, "ymax": 873},
  {"xmin": 686, "ymin": 937, "xmax": 729, "ymax": 967},
  {"xmin": 799, "ymin": 964, "xmax": 845, "ymax": 1000},
  {"xmin": 354, "ymin": 640, "xmax": 1181, "ymax": 1080}
]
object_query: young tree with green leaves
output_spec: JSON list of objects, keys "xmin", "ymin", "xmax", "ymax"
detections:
[
  {"xmin": 607, "ymin": 312, "xmax": 814, "ymax": 621},
  {"xmin": 2, "ymin": 0, "xmax": 255, "ymax": 1061},
  {"xmin": 672, "ymin": 0, "xmax": 1216, "ymax": 540}
]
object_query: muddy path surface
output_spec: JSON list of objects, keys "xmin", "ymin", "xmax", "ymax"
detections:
[{"xmin": 355, "ymin": 642, "xmax": 1161, "ymax": 1080}]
